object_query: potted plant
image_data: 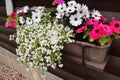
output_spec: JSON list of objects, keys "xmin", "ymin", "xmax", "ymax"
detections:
[
  {"xmin": 55, "ymin": 0, "xmax": 120, "ymax": 63},
  {"xmin": 5, "ymin": 5, "xmax": 75, "ymax": 75}
]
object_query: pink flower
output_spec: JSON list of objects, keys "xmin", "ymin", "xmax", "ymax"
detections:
[
  {"xmin": 4, "ymin": 22, "xmax": 9, "ymax": 27},
  {"xmin": 109, "ymin": 20, "xmax": 120, "ymax": 34},
  {"xmin": 10, "ymin": 12, "xmax": 17, "ymax": 19},
  {"xmin": 75, "ymin": 26, "xmax": 87, "ymax": 33},
  {"xmin": 87, "ymin": 19, "xmax": 100, "ymax": 25},
  {"xmin": 102, "ymin": 24, "xmax": 112, "ymax": 35},
  {"xmin": 6, "ymin": 21, "xmax": 17, "ymax": 29},
  {"xmin": 89, "ymin": 25, "xmax": 105, "ymax": 40},
  {"xmin": 19, "ymin": 11, "xmax": 25, "ymax": 16},
  {"xmin": 100, "ymin": 16, "xmax": 107, "ymax": 22},
  {"xmin": 54, "ymin": 0, "xmax": 65, "ymax": 4}
]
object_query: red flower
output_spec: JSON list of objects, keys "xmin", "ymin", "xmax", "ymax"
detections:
[
  {"xmin": 10, "ymin": 12, "xmax": 17, "ymax": 19},
  {"xmin": 75, "ymin": 25, "xmax": 87, "ymax": 33},
  {"xmin": 5, "ymin": 21, "xmax": 17, "ymax": 29},
  {"xmin": 87, "ymin": 19, "xmax": 100, "ymax": 26},
  {"xmin": 109, "ymin": 20, "xmax": 120, "ymax": 34},
  {"xmin": 100, "ymin": 16, "xmax": 107, "ymax": 22},
  {"xmin": 102, "ymin": 24, "xmax": 112, "ymax": 35},
  {"xmin": 89, "ymin": 24, "xmax": 105, "ymax": 40},
  {"xmin": 54, "ymin": 0, "xmax": 65, "ymax": 4}
]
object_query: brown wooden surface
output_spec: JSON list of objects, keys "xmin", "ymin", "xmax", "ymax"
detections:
[
  {"xmin": 12, "ymin": 0, "xmax": 120, "ymax": 12},
  {"xmin": 0, "ymin": 0, "xmax": 120, "ymax": 80},
  {"xmin": 104, "ymin": 56, "xmax": 120, "ymax": 77}
]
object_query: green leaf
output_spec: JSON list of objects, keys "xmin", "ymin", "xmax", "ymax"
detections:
[
  {"xmin": 98, "ymin": 36, "xmax": 111, "ymax": 46},
  {"xmin": 113, "ymin": 33, "xmax": 120, "ymax": 39},
  {"xmin": 6, "ymin": 17, "xmax": 12, "ymax": 22},
  {"xmin": 83, "ymin": 30, "xmax": 89, "ymax": 39},
  {"xmin": 89, "ymin": 38, "xmax": 94, "ymax": 42}
]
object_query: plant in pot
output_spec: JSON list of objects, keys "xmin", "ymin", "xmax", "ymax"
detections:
[
  {"xmin": 5, "ymin": 5, "xmax": 75, "ymax": 77},
  {"xmin": 55, "ymin": 0, "xmax": 120, "ymax": 63}
]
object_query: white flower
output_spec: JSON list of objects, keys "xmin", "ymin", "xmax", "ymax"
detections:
[
  {"xmin": 74, "ymin": 3, "xmax": 81, "ymax": 11},
  {"xmin": 77, "ymin": 4, "xmax": 89, "ymax": 18},
  {"xmin": 91, "ymin": 10, "xmax": 101, "ymax": 20},
  {"xmin": 66, "ymin": 6, "xmax": 75, "ymax": 13},
  {"xmin": 22, "ymin": 6, "xmax": 29, "ymax": 13},
  {"xmin": 69, "ymin": 14, "xmax": 82, "ymax": 26},
  {"xmin": 81, "ymin": 4, "xmax": 88, "ymax": 11},
  {"xmin": 32, "ymin": 12, "xmax": 41, "ymax": 23},
  {"xmin": 26, "ymin": 17, "xmax": 33, "ymax": 25},
  {"xmin": 35, "ymin": 6, "xmax": 45, "ymax": 14},
  {"xmin": 56, "ymin": 12, "xmax": 64, "ymax": 19},
  {"xmin": 67, "ymin": 0, "xmax": 77, "ymax": 7},
  {"xmin": 59, "ymin": 64, "xmax": 63, "ymax": 68},
  {"xmin": 19, "ymin": 16, "xmax": 25, "ymax": 25},
  {"xmin": 57, "ymin": 3, "xmax": 66, "ymax": 13}
]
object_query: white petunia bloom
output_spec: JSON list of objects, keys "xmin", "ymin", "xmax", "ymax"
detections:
[
  {"xmin": 19, "ymin": 16, "xmax": 25, "ymax": 25},
  {"xmin": 67, "ymin": 0, "xmax": 77, "ymax": 7},
  {"xmin": 69, "ymin": 14, "xmax": 82, "ymax": 26},
  {"xmin": 91, "ymin": 10, "xmax": 102, "ymax": 20},
  {"xmin": 32, "ymin": 12, "xmax": 41, "ymax": 23},
  {"xmin": 26, "ymin": 17, "xmax": 33, "ymax": 25},
  {"xmin": 57, "ymin": 3, "xmax": 66, "ymax": 13}
]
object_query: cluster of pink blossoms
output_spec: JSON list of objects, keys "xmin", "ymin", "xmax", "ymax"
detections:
[
  {"xmin": 4, "ymin": 12, "xmax": 17, "ymax": 29},
  {"xmin": 75, "ymin": 16, "xmax": 120, "ymax": 40},
  {"xmin": 54, "ymin": 0, "xmax": 65, "ymax": 4}
]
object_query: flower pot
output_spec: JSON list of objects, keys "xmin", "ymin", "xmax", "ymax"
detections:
[{"xmin": 76, "ymin": 41, "xmax": 112, "ymax": 63}]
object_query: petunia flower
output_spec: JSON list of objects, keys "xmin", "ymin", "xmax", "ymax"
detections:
[
  {"xmin": 75, "ymin": 25, "xmax": 87, "ymax": 33},
  {"xmin": 100, "ymin": 16, "xmax": 107, "ymax": 22},
  {"xmin": 54, "ymin": 0, "xmax": 65, "ymax": 4},
  {"xmin": 10, "ymin": 12, "xmax": 17, "ymax": 19},
  {"xmin": 5, "ymin": 21, "xmax": 17, "ymax": 28},
  {"xmin": 109, "ymin": 20, "xmax": 120, "ymax": 34},
  {"xmin": 87, "ymin": 19, "xmax": 100, "ymax": 26},
  {"xmin": 102, "ymin": 24, "xmax": 112, "ymax": 35},
  {"xmin": 89, "ymin": 25, "xmax": 104, "ymax": 40}
]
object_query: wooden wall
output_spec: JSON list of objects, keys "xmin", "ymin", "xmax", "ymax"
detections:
[{"xmin": 0, "ymin": 0, "xmax": 120, "ymax": 80}]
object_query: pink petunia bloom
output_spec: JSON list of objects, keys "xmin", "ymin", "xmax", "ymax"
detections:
[
  {"xmin": 109, "ymin": 20, "xmax": 120, "ymax": 34},
  {"xmin": 10, "ymin": 12, "xmax": 17, "ymax": 19},
  {"xmin": 19, "ymin": 11, "xmax": 25, "ymax": 16},
  {"xmin": 102, "ymin": 24, "xmax": 112, "ymax": 35},
  {"xmin": 89, "ymin": 25, "xmax": 105, "ymax": 40},
  {"xmin": 7, "ymin": 21, "xmax": 17, "ymax": 29},
  {"xmin": 100, "ymin": 16, "xmax": 107, "ymax": 22},
  {"xmin": 75, "ymin": 26, "xmax": 87, "ymax": 33},
  {"xmin": 87, "ymin": 19, "xmax": 100, "ymax": 26},
  {"xmin": 54, "ymin": 0, "xmax": 65, "ymax": 4},
  {"xmin": 4, "ymin": 22, "xmax": 9, "ymax": 27}
]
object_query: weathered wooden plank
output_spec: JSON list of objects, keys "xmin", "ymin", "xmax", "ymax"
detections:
[
  {"xmin": 63, "ymin": 54, "xmax": 108, "ymax": 71},
  {"xmin": 60, "ymin": 55, "xmax": 120, "ymax": 80},
  {"xmin": 0, "ymin": 33, "xmax": 17, "ymax": 48},
  {"xmin": 104, "ymin": 56, "xmax": 120, "ymax": 77},
  {"xmin": 48, "ymin": 67, "xmax": 84, "ymax": 80},
  {"xmin": 0, "ymin": 46, "xmax": 63, "ymax": 80},
  {"xmin": 0, "ymin": 26, "xmax": 16, "ymax": 36}
]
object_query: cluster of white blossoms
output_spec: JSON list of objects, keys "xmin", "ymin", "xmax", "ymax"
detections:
[
  {"xmin": 56, "ymin": 0, "xmax": 101, "ymax": 27},
  {"xmin": 17, "ymin": 6, "xmax": 45, "ymax": 25},
  {"xmin": 10, "ymin": 9, "xmax": 74, "ymax": 72}
]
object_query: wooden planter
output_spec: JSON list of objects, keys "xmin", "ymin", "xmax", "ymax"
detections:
[{"xmin": 63, "ymin": 41, "xmax": 112, "ymax": 64}]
